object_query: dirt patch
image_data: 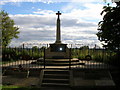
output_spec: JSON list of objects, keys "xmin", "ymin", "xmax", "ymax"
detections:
[{"xmin": 2, "ymin": 75, "xmax": 40, "ymax": 87}]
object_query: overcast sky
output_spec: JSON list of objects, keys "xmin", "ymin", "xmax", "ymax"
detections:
[{"xmin": 1, "ymin": 0, "xmax": 116, "ymax": 48}]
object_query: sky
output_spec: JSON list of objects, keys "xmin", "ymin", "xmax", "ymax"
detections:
[{"xmin": 1, "ymin": 0, "xmax": 117, "ymax": 48}]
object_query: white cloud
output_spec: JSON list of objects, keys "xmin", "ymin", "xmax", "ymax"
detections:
[
  {"xmin": 33, "ymin": 9, "xmax": 55, "ymax": 15},
  {"xmin": 62, "ymin": 2, "xmax": 104, "ymax": 22},
  {"xmin": 1, "ymin": 0, "xmax": 117, "ymax": 5},
  {"xmin": 0, "ymin": 0, "xmax": 110, "ymax": 5},
  {"xmin": 10, "ymin": 14, "xmax": 56, "ymax": 27},
  {"xmin": 1, "ymin": 0, "xmax": 118, "ymax": 48},
  {"xmin": 32, "ymin": 7, "xmax": 35, "ymax": 9},
  {"xmin": 7, "ymin": 2, "xmax": 106, "ymax": 47},
  {"xmin": 0, "ymin": 0, "xmax": 104, "ymax": 3},
  {"xmin": 9, "ymin": 10, "xmax": 101, "ymax": 47}
]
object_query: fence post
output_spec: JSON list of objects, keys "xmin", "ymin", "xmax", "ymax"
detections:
[
  {"xmin": 44, "ymin": 48, "xmax": 45, "ymax": 69},
  {"xmin": 69, "ymin": 48, "xmax": 71, "ymax": 70}
]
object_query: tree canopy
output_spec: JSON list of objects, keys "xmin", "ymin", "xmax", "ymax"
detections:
[
  {"xmin": 0, "ymin": 10, "xmax": 20, "ymax": 47},
  {"xmin": 96, "ymin": 2, "xmax": 120, "ymax": 52}
]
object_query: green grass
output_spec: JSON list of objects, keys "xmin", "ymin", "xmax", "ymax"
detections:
[
  {"xmin": 0, "ymin": 85, "xmax": 20, "ymax": 90},
  {"xmin": 0, "ymin": 62, "xmax": 2, "ymax": 65},
  {"xmin": 1, "ymin": 85, "xmax": 41, "ymax": 90},
  {"xmin": 0, "ymin": 61, "xmax": 11, "ymax": 65}
]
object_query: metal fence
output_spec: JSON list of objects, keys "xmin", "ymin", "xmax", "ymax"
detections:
[
  {"xmin": 1, "ymin": 44, "xmax": 115, "ymax": 69},
  {"xmin": 2, "ymin": 47, "xmax": 44, "ymax": 69}
]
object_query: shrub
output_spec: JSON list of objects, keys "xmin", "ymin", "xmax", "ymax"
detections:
[{"xmin": 2, "ymin": 48, "xmax": 18, "ymax": 61}]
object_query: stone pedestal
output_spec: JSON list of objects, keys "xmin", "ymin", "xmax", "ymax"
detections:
[
  {"xmin": 45, "ymin": 11, "xmax": 70, "ymax": 59},
  {"xmin": 45, "ymin": 43, "xmax": 70, "ymax": 59}
]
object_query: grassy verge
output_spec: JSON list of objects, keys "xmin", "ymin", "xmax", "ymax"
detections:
[
  {"xmin": 0, "ymin": 85, "xmax": 40, "ymax": 90},
  {"xmin": 0, "ymin": 85, "xmax": 20, "ymax": 90}
]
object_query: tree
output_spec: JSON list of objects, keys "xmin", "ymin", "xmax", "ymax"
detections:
[
  {"xmin": 0, "ymin": 10, "xmax": 20, "ymax": 47},
  {"xmin": 103, "ymin": 0, "xmax": 120, "ymax": 3},
  {"xmin": 79, "ymin": 46, "xmax": 89, "ymax": 50},
  {"xmin": 32, "ymin": 46, "xmax": 38, "ymax": 50},
  {"xmin": 96, "ymin": 2, "xmax": 120, "ymax": 52}
]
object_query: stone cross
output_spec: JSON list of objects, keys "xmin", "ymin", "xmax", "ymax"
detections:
[
  {"xmin": 55, "ymin": 11, "xmax": 61, "ymax": 43},
  {"xmin": 56, "ymin": 11, "xmax": 61, "ymax": 19}
]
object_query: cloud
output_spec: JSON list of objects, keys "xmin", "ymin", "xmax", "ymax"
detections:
[
  {"xmin": 10, "ymin": 14, "xmax": 56, "ymax": 26},
  {"xmin": 0, "ymin": 0, "xmax": 102, "ymax": 3},
  {"xmin": 0, "ymin": 0, "xmax": 107, "ymax": 5},
  {"xmin": 9, "ymin": 12, "xmax": 100, "ymax": 47},
  {"xmin": 33, "ymin": 9, "xmax": 55, "ymax": 15},
  {"xmin": 7, "ymin": 1, "xmax": 106, "ymax": 47},
  {"xmin": 62, "ymin": 3, "xmax": 104, "ymax": 21},
  {"xmin": 62, "ymin": 18, "xmax": 96, "ymax": 27},
  {"xmin": 0, "ymin": 0, "xmax": 117, "ymax": 6}
]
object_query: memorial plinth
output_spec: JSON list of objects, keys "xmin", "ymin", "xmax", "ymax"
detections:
[{"xmin": 45, "ymin": 11, "xmax": 69, "ymax": 59}]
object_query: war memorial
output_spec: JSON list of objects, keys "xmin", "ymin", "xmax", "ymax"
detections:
[
  {"xmin": 45, "ymin": 11, "xmax": 69, "ymax": 59},
  {"xmin": 2, "ymin": 11, "xmax": 117, "ymax": 90}
]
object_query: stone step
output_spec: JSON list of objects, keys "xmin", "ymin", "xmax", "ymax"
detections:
[
  {"xmin": 32, "ymin": 59, "xmax": 81, "ymax": 67},
  {"xmin": 41, "ymin": 83, "xmax": 70, "ymax": 87},
  {"xmin": 42, "ymin": 78, "xmax": 69, "ymax": 83},
  {"xmin": 44, "ymin": 67, "xmax": 69, "ymax": 70},
  {"xmin": 41, "ymin": 69, "xmax": 70, "ymax": 88},
  {"xmin": 43, "ymin": 69, "xmax": 69, "ymax": 71},
  {"xmin": 44, "ymin": 70, "xmax": 69, "ymax": 74},
  {"xmin": 39, "ymin": 63, "xmax": 81, "ymax": 66},
  {"xmin": 37, "ymin": 59, "xmax": 79, "ymax": 63},
  {"xmin": 41, "ymin": 61, "xmax": 79, "ymax": 64},
  {"xmin": 44, "ymin": 74, "xmax": 69, "ymax": 79},
  {"xmin": 43, "ymin": 59, "xmax": 79, "ymax": 62},
  {"xmin": 44, "ymin": 67, "xmax": 70, "ymax": 70}
]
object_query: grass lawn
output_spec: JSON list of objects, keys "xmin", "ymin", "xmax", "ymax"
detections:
[
  {"xmin": 0, "ymin": 85, "xmax": 20, "ymax": 90},
  {"xmin": 0, "ymin": 61, "xmax": 11, "ymax": 65},
  {"xmin": 0, "ymin": 85, "xmax": 40, "ymax": 90}
]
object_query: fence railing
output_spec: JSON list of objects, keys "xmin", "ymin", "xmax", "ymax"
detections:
[
  {"xmin": 2, "ymin": 47, "xmax": 44, "ymax": 60},
  {"xmin": 1, "ymin": 45, "xmax": 116, "ymax": 69},
  {"xmin": 2, "ymin": 47, "xmax": 44, "ymax": 69}
]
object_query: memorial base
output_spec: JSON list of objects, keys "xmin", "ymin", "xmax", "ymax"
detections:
[{"xmin": 45, "ymin": 43, "xmax": 70, "ymax": 59}]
